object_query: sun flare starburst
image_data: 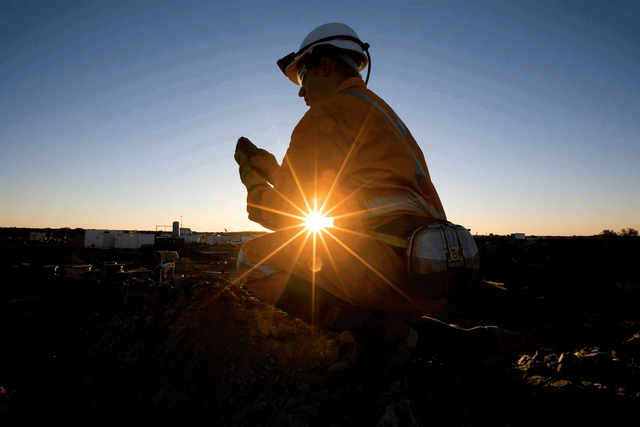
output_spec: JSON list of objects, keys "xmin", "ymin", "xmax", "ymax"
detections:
[
  {"xmin": 234, "ymin": 130, "xmax": 426, "ymax": 315},
  {"xmin": 303, "ymin": 211, "xmax": 334, "ymax": 233}
]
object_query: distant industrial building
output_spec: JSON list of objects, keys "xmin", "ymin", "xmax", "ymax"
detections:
[
  {"xmin": 84, "ymin": 230, "xmax": 154, "ymax": 249},
  {"xmin": 84, "ymin": 220, "xmax": 260, "ymax": 249},
  {"xmin": 30, "ymin": 231, "xmax": 47, "ymax": 241}
]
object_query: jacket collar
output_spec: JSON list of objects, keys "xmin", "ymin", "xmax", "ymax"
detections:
[{"xmin": 335, "ymin": 77, "xmax": 366, "ymax": 94}]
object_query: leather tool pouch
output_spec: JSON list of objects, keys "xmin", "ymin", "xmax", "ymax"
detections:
[{"xmin": 373, "ymin": 216, "xmax": 479, "ymax": 299}]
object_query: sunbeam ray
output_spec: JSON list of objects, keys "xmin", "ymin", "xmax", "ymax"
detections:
[
  {"xmin": 323, "ymin": 226, "xmax": 424, "ymax": 311},
  {"xmin": 233, "ymin": 224, "xmax": 308, "ymax": 284}
]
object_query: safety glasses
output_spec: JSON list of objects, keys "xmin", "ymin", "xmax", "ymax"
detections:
[
  {"xmin": 296, "ymin": 65, "xmax": 309, "ymax": 86},
  {"xmin": 278, "ymin": 49, "xmax": 318, "ymax": 86},
  {"xmin": 277, "ymin": 51, "xmax": 296, "ymax": 75}
]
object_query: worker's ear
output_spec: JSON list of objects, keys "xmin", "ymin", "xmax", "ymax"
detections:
[{"xmin": 320, "ymin": 57, "xmax": 334, "ymax": 76}]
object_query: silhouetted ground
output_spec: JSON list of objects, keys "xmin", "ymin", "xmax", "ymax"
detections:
[{"xmin": 1, "ymin": 235, "xmax": 638, "ymax": 426}]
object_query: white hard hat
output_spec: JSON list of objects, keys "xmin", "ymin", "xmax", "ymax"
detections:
[{"xmin": 277, "ymin": 23, "xmax": 370, "ymax": 85}]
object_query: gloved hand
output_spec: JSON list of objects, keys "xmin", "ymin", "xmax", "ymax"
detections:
[
  {"xmin": 235, "ymin": 137, "xmax": 280, "ymax": 184},
  {"xmin": 249, "ymin": 148, "xmax": 279, "ymax": 184},
  {"xmin": 234, "ymin": 150, "xmax": 269, "ymax": 191}
]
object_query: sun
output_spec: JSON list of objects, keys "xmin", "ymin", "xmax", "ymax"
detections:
[{"xmin": 303, "ymin": 211, "xmax": 334, "ymax": 233}]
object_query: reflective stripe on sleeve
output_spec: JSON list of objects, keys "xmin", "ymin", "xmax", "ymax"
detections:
[
  {"xmin": 364, "ymin": 191, "xmax": 446, "ymax": 221},
  {"xmin": 236, "ymin": 248, "xmax": 280, "ymax": 277}
]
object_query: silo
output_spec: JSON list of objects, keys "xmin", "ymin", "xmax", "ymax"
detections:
[{"xmin": 173, "ymin": 221, "xmax": 180, "ymax": 238}]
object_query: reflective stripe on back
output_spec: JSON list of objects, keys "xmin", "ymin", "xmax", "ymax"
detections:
[
  {"xmin": 338, "ymin": 89, "xmax": 440, "ymax": 219},
  {"xmin": 339, "ymin": 89, "xmax": 408, "ymax": 140}
]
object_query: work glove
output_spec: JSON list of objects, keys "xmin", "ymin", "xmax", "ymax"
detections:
[
  {"xmin": 234, "ymin": 150, "xmax": 269, "ymax": 191},
  {"xmin": 249, "ymin": 149, "xmax": 279, "ymax": 183},
  {"xmin": 236, "ymin": 137, "xmax": 280, "ymax": 184}
]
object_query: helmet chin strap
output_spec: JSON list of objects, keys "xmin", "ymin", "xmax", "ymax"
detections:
[
  {"xmin": 338, "ymin": 41, "xmax": 371, "ymax": 85},
  {"xmin": 364, "ymin": 46, "xmax": 371, "ymax": 85},
  {"xmin": 340, "ymin": 49, "xmax": 371, "ymax": 85}
]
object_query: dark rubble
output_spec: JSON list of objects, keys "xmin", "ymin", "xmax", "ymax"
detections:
[{"xmin": 1, "ymin": 235, "xmax": 639, "ymax": 426}]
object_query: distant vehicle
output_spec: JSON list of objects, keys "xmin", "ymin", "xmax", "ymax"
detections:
[{"xmin": 229, "ymin": 240, "xmax": 242, "ymax": 246}]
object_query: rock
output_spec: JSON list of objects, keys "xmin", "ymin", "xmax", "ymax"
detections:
[
  {"xmin": 618, "ymin": 331, "xmax": 640, "ymax": 362},
  {"xmin": 377, "ymin": 398, "xmax": 419, "ymax": 427}
]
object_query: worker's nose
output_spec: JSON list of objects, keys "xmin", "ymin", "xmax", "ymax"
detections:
[{"xmin": 298, "ymin": 86, "xmax": 305, "ymax": 98}]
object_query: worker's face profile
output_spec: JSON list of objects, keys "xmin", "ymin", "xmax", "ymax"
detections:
[
  {"xmin": 298, "ymin": 67, "xmax": 318, "ymax": 106},
  {"xmin": 297, "ymin": 60, "xmax": 324, "ymax": 107}
]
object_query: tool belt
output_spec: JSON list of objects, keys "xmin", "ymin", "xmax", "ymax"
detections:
[{"xmin": 372, "ymin": 216, "xmax": 480, "ymax": 299}]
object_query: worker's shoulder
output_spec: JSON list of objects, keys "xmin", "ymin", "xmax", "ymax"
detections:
[
  {"xmin": 291, "ymin": 105, "xmax": 339, "ymax": 140},
  {"xmin": 298, "ymin": 100, "xmax": 342, "ymax": 123},
  {"xmin": 322, "ymin": 87, "xmax": 386, "ymax": 115}
]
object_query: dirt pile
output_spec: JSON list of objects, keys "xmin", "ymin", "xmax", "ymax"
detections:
[
  {"xmin": 1, "ymin": 235, "xmax": 639, "ymax": 426},
  {"xmin": 1, "ymin": 277, "xmax": 352, "ymax": 425}
]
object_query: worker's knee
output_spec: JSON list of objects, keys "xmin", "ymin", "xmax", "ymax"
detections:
[{"xmin": 274, "ymin": 275, "xmax": 377, "ymax": 332}]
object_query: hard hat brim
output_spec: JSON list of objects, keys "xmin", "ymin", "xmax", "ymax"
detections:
[{"xmin": 281, "ymin": 38, "xmax": 368, "ymax": 85}]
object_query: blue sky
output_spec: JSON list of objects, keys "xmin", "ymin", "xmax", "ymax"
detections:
[{"xmin": 1, "ymin": 0, "xmax": 638, "ymax": 235}]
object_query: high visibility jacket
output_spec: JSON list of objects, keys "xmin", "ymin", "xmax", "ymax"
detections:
[
  {"xmin": 239, "ymin": 77, "xmax": 448, "ymax": 312},
  {"xmin": 246, "ymin": 77, "xmax": 446, "ymax": 233}
]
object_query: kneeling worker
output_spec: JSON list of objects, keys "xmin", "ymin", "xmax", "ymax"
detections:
[{"xmin": 234, "ymin": 23, "xmax": 497, "ymax": 374}]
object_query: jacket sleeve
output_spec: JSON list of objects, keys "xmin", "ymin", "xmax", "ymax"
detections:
[{"xmin": 245, "ymin": 107, "xmax": 349, "ymax": 231}]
